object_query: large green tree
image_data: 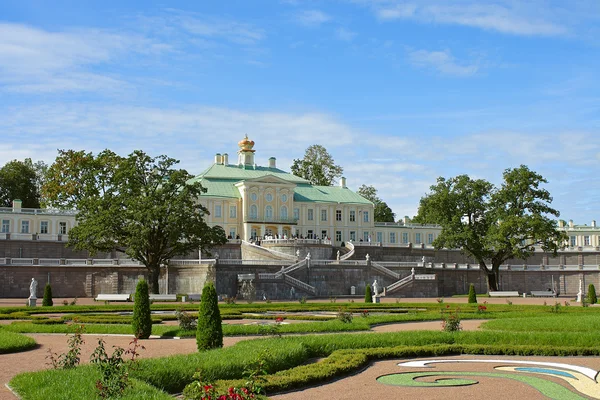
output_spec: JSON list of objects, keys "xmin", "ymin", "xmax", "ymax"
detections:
[
  {"xmin": 357, "ymin": 184, "xmax": 395, "ymax": 222},
  {"xmin": 43, "ymin": 149, "xmax": 227, "ymax": 293},
  {"xmin": 290, "ymin": 144, "xmax": 343, "ymax": 186},
  {"xmin": 413, "ymin": 165, "xmax": 566, "ymax": 291},
  {"xmin": 0, "ymin": 158, "xmax": 44, "ymax": 208}
]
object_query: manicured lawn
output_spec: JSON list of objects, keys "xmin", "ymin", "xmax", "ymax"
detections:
[{"xmin": 0, "ymin": 328, "xmax": 37, "ymax": 354}]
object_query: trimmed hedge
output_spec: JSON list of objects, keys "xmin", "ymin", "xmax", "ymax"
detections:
[
  {"xmin": 196, "ymin": 283, "xmax": 223, "ymax": 351},
  {"xmin": 132, "ymin": 280, "xmax": 152, "ymax": 339},
  {"xmin": 42, "ymin": 284, "xmax": 53, "ymax": 307},
  {"xmin": 587, "ymin": 284, "xmax": 597, "ymax": 304},
  {"xmin": 364, "ymin": 285, "xmax": 372, "ymax": 303},
  {"xmin": 468, "ymin": 283, "xmax": 477, "ymax": 304}
]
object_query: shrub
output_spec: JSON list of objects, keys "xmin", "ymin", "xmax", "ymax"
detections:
[
  {"xmin": 441, "ymin": 308, "xmax": 462, "ymax": 332},
  {"xmin": 468, "ymin": 284, "xmax": 477, "ymax": 304},
  {"xmin": 132, "ymin": 280, "xmax": 152, "ymax": 339},
  {"xmin": 90, "ymin": 338, "xmax": 144, "ymax": 398},
  {"xmin": 42, "ymin": 284, "xmax": 53, "ymax": 307},
  {"xmin": 336, "ymin": 308, "xmax": 353, "ymax": 323},
  {"xmin": 197, "ymin": 283, "xmax": 223, "ymax": 351},
  {"xmin": 176, "ymin": 309, "xmax": 197, "ymax": 331},
  {"xmin": 364, "ymin": 285, "xmax": 372, "ymax": 303},
  {"xmin": 46, "ymin": 324, "xmax": 85, "ymax": 369},
  {"xmin": 587, "ymin": 284, "xmax": 597, "ymax": 305}
]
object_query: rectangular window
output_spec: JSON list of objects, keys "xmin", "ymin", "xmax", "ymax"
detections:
[
  {"xmin": 350, "ymin": 211, "xmax": 356, "ymax": 222},
  {"xmin": 364, "ymin": 232, "xmax": 370, "ymax": 242},
  {"xmin": 376, "ymin": 232, "xmax": 382, "ymax": 243},
  {"xmin": 293, "ymin": 208, "xmax": 299, "ymax": 220},
  {"xmin": 21, "ymin": 220, "xmax": 29, "ymax": 234},
  {"xmin": 40, "ymin": 221, "xmax": 48, "ymax": 234},
  {"xmin": 59, "ymin": 222, "xmax": 67, "ymax": 235},
  {"xmin": 363, "ymin": 211, "xmax": 369, "ymax": 222},
  {"xmin": 307, "ymin": 209, "xmax": 314, "ymax": 221},
  {"xmin": 229, "ymin": 206, "xmax": 236, "ymax": 218},
  {"xmin": 321, "ymin": 209, "xmax": 327, "ymax": 222},
  {"xmin": 570, "ymin": 236, "xmax": 576, "ymax": 247},
  {"xmin": 229, "ymin": 228, "xmax": 236, "ymax": 239},
  {"xmin": 251, "ymin": 228, "xmax": 257, "ymax": 238},
  {"xmin": 390, "ymin": 232, "xmax": 396, "ymax": 244},
  {"xmin": 427, "ymin": 233, "xmax": 434, "ymax": 244},
  {"xmin": 350, "ymin": 231, "xmax": 356, "ymax": 241},
  {"xmin": 321, "ymin": 230, "xmax": 328, "ymax": 239},
  {"xmin": 214, "ymin": 205, "xmax": 222, "ymax": 218},
  {"xmin": 307, "ymin": 229, "xmax": 313, "ymax": 239},
  {"xmin": 415, "ymin": 233, "xmax": 422, "ymax": 244},
  {"xmin": 402, "ymin": 232, "xmax": 409, "ymax": 244},
  {"xmin": 584, "ymin": 236, "xmax": 590, "ymax": 246},
  {"xmin": 2, "ymin": 219, "xmax": 10, "ymax": 233},
  {"xmin": 336, "ymin": 231, "xmax": 342, "ymax": 242},
  {"xmin": 336, "ymin": 210, "xmax": 342, "ymax": 221}
]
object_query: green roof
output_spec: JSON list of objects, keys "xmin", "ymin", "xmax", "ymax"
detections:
[
  {"xmin": 189, "ymin": 163, "xmax": 372, "ymax": 205},
  {"xmin": 190, "ymin": 163, "xmax": 309, "ymax": 183},
  {"xmin": 294, "ymin": 184, "xmax": 372, "ymax": 205}
]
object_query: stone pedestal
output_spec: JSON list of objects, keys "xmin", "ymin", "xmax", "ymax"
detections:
[
  {"xmin": 350, "ymin": 286, "xmax": 356, "ymax": 295},
  {"xmin": 372, "ymin": 296, "xmax": 380, "ymax": 303},
  {"xmin": 28, "ymin": 298, "xmax": 37, "ymax": 307}
]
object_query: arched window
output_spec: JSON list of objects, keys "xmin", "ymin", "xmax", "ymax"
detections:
[
  {"xmin": 280, "ymin": 205, "xmax": 288, "ymax": 219},
  {"xmin": 265, "ymin": 205, "xmax": 273, "ymax": 219},
  {"xmin": 250, "ymin": 205, "xmax": 258, "ymax": 219}
]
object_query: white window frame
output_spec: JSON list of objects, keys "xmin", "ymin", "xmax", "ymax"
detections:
[
  {"xmin": 570, "ymin": 236, "xmax": 576, "ymax": 247},
  {"xmin": 321, "ymin": 209, "xmax": 327, "ymax": 222},
  {"xmin": 40, "ymin": 221, "xmax": 49, "ymax": 234},
  {"xmin": 280, "ymin": 206, "xmax": 288, "ymax": 219},
  {"xmin": 249, "ymin": 205, "xmax": 258, "ymax": 219},
  {"xmin": 1, "ymin": 219, "xmax": 9, "ymax": 233},
  {"xmin": 59, "ymin": 222, "xmax": 67, "ymax": 235},
  {"xmin": 415, "ymin": 233, "xmax": 422, "ymax": 244},
  {"xmin": 293, "ymin": 208, "xmax": 300, "ymax": 220},
  {"xmin": 363, "ymin": 211, "xmax": 369, "ymax": 222},
  {"xmin": 229, "ymin": 206, "xmax": 237, "ymax": 218},
  {"xmin": 336, "ymin": 231, "xmax": 342, "ymax": 242},
  {"xmin": 402, "ymin": 232, "xmax": 409, "ymax": 244},
  {"xmin": 265, "ymin": 205, "xmax": 273, "ymax": 219},
  {"xmin": 307, "ymin": 209, "xmax": 314, "ymax": 221},
  {"xmin": 427, "ymin": 233, "xmax": 434, "ymax": 244},
  {"xmin": 350, "ymin": 210, "xmax": 356, "ymax": 222},
  {"xmin": 21, "ymin": 220, "xmax": 29, "ymax": 234},
  {"xmin": 214, "ymin": 205, "xmax": 222, "ymax": 218},
  {"xmin": 390, "ymin": 232, "xmax": 396, "ymax": 244},
  {"xmin": 336, "ymin": 210, "xmax": 342, "ymax": 221}
]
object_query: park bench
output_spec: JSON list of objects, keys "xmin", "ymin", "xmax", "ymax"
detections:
[
  {"xmin": 488, "ymin": 291, "xmax": 520, "ymax": 297},
  {"xmin": 187, "ymin": 294, "xmax": 201, "ymax": 301},
  {"xmin": 149, "ymin": 294, "xmax": 177, "ymax": 301},
  {"xmin": 95, "ymin": 294, "xmax": 131, "ymax": 302},
  {"xmin": 530, "ymin": 291, "xmax": 557, "ymax": 298}
]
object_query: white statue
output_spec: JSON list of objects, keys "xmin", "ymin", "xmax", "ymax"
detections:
[
  {"xmin": 422, "ymin": 255, "xmax": 426, "ymax": 264},
  {"xmin": 29, "ymin": 278, "xmax": 38, "ymax": 299},
  {"xmin": 336, "ymin": 250, "xmax": 340, "ymax": 261},
  {"xmin": 372, "ymin": 279, "xmax": 379, "ymax": 296},
  {"xmin": 577, "ymin": 278, "xmax": 583, "ymax": 303},
  {"xmin": 411, "ymin": 267, "xmax": 415, "ymax": 276},
  {"xmin": 306, "ymin": 252, "xmax": 311, "ymax": 260},
  {"xmin": 296, "ymin": 249, "xmax": 300, "ymax": 257},
  {"xmin": 366, "ymin": 253, "xmax": 370, "ymax": 261}
]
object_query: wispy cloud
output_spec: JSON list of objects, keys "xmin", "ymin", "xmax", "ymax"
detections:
[
  {"xmin": 295, "ymin": 10, "xmax": 331, "ymax": 26},
  {"xmin": 335, "ymin": 27, "xmax": 357, "ymax": 41},
  {"xmin": 0, "ymin": 23, "xmax": 166, "ymax": 93},
  {"xmin": 372, "ymin": 1, "xmax": 568, "ymax": 36},
  {"xmin": 408, "ymin": 49, "xmax": 479, "ymax": 76}
]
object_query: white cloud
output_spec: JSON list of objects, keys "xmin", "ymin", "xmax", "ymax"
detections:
[
  {"xmin": 335, "ymin": 27, "xmax": 357, "ymax": 41},
  {"xmin": 408, "ymin": 49, "xmax": 479, "ymax": 76},
  {"xmin": 295, "ymin": 10, "xmax": 331, "ymax": 26},
  {"xmin": 372, "ymin": 1, "xmax": 568, "ymax": 36}
]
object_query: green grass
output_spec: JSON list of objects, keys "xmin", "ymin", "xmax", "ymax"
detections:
[
  {"xmin": 0, "ymin": 328, "xmax": 37, "ymax": 354},
  {"xmin": 8, "ymin": 301, "xmax": 600, "ymax": 399}
]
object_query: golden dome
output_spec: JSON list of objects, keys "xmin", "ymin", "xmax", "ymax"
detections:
[{"xmin": 238, "ymin": 135, "xmax": 255, "ymax": 152}]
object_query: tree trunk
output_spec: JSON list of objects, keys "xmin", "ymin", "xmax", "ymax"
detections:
[
  {"xmin": 486, "ymin": 271, "xmax": 499, "ymax": 292},
  {"xmin": 147, "ymin": 264, "xmax": 161, "ymax": 294}
]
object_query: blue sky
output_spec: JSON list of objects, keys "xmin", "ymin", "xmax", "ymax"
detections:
[{"xmin": 1, "ymin": 0, "xmax": 599, "ymax": 223}]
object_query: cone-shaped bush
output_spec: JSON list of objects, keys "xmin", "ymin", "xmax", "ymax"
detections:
[
  {"xmin": 132, "ymin": 279, "xmax": 152, "ymax": 339},
  {"xmin": 42, "ymin": 283, "xmax": 53, "ymax": 307},
  {"xmin": 364, "ymin": 284, "xmax": 373, "ymax": 303},
  {"xmin": 196, "ymin": 282, "xmax": 223, "ymax": 351},
  {"xmin": 468, "ymin": 283, "xmax": 477, "ymax": 304},
  {"xmin": 587, "ymin": 284, "xmax": 597, "ymax": 304}
]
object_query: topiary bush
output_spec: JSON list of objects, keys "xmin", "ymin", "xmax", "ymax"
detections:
[
  {"xmin": 132, "ymin": 279, "xmax": 152, "ymax": 339},
  {"xmin": 468, "ymin": 284, "xmax": 477, "ymax": 304},
  {"xmin": 587, "ymin": 284, "xmax": 597, "ymax": 305},
  {"xmin": 196, "ymin": 282, "xmax": 223, "ymax": 351},
  {"xmin": 364, "ymin": 285, "xmax": 372, "ymax": 303},
  {"xmin": 42, "ymin": 283, "xmax": 53, "ymax": 307}
]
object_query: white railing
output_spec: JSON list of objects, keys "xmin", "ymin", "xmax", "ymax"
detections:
[
  {"xmin": 0, "ymin": 207, "xmax": 77, "ymax": 216},
  {"xmin": 39, "ymin": 258, "xmax": 60, "ymax": 265},
  {"xmin": 371, "ymin": 262, "xmax": 400, "ymax": 280},
  {"xmin": 11, "ymin": 258, "xmax": 34, "ymax": 265},
  {"xmin": 0, "ymin": 233, "xmax": 8, "ymax": 240},
  {"xmin": 65, "ymin": 259, "xmax": 87, "ymax": 265},
  {"xmin": 278, "ymin": 259, "xmax": 307, "ymax": 276},
  {"xmin": 340, "ymin": 241, "xmax": 355, "ymax": 260},
  {"xmin": 242, "ymin": 240, "xmax": 297, "ymax": 260},
  {"xmin": 377, "ymin": 261, "xmax": 420, "ymax": 268},
  {"xmin": 227, "ymin": 239, "xmax": 242, "ymax": 244},
  {"xmin": 414, "ymin": 274, "xmax": 436, "ymax": 280},
  {"xmin": 11, "ymin": 233, "xmax": 33, "ymax": 241},
  {"xmin": 283, "ymin": 274, "xmax": 316, "ymax": 294},
  {"xmin": 218, "ymin": 259, "xmax": 295, "ymax": 266},
  {"xmin": 258, "ymin": 273, "xmax": 280, "ymax": 280},
  {"xmin": 386, "ymin": 274, "xmax": 414, "ymax": 292},
  {"xmin": 0, "ymin": 258, "xmax": 6, "ymax": 265},
  {"xmin": 37, "ymin": 234, "xmax": 60, "ymax": 241}
]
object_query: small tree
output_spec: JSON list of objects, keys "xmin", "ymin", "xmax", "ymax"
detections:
[
  {"xmin": 42, "ymin": 283, "xmax": 53, "ymax": 307},
  {"xmin": 196, "ymin": 283, "xmax": 223, "ymax": 351},
  {"xmin": 364, "ymin": 285, "xmax": 373, "ymax": 303},
  {"xmin": 587, "ymin": 284, "xmax": 597, "ymax": 305},
  {"xmin": 132, "ymin": 279, "xmax": 152, "ymax": 339},
  {"xmin": 468, "ymin": 284, "xmax": 477, "ymax": 304}
]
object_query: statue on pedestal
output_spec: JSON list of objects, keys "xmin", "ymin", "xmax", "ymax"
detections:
[
  {"xmin": 577, "ymin": 278, "xmax": 583, "ymax": 303},
  {"xmin": 372, "ymin": 279, "xmax": 379, "ymax": 296},
  {"xmin": 336, "ymin": 250, "xmax": 340, "ymax": 261},
  {"xmin": 29, "ymin": 278, "xmax": 37, "ymax": 299}
]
